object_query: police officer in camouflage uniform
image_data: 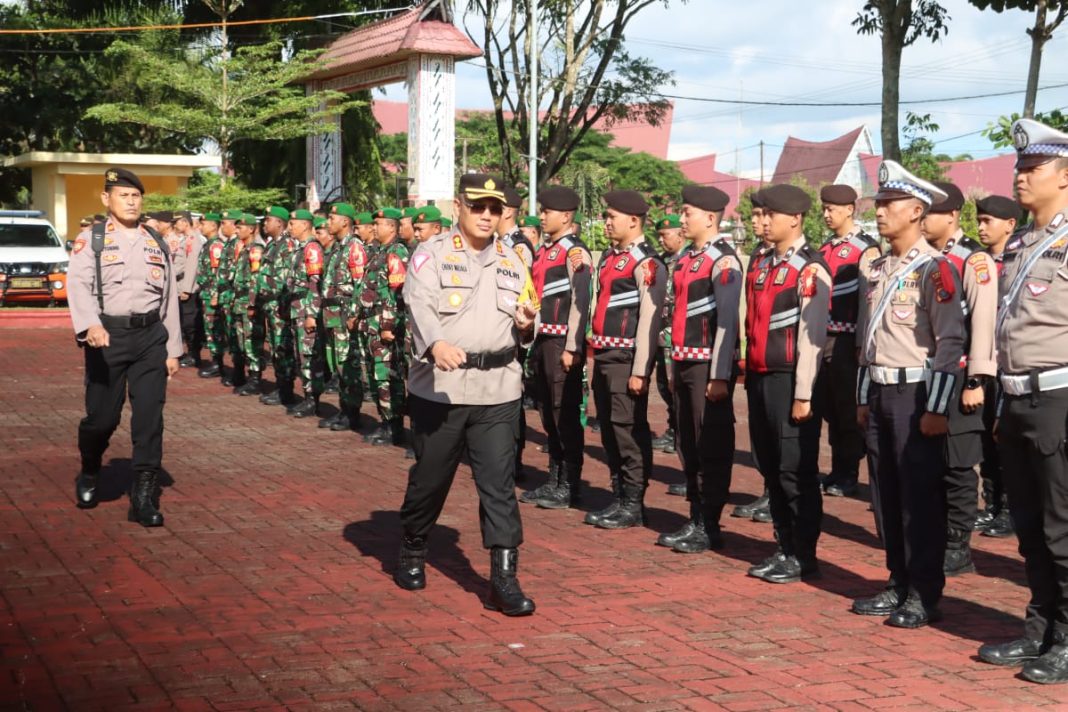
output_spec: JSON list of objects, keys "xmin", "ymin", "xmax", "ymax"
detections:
[
  {"xmin": 196, "ymin": 212, "xmax": 227, "ymax": 378},
  {"xmin": 360, "ymin": 207, "xmax": 409, "ymax": 446}
]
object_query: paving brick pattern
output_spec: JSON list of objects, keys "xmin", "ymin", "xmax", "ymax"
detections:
[{"xmin": 0, "ymin": 326, "xmax": 1062, "ymax": 710}]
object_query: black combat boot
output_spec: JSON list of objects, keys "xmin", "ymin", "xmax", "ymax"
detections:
[
  {"xmin": 331, "ymin": 407, "xmax": 360, "ymax": 432},
  {"xmin": 390, "ymin": 419, "xmax": 407, "ymax": 446},
  {"xmin": 747, "ymin": 550, "xmax": 786, "ymax": 579},
  {"xmin": 260, "ymin": 388, "xmax": 281, "ymax": 405},
  {"xmin": 236, "ymin": 370, "xmax": 261, "ymax": 396},
  {"xmin": 179, "ymin": 353, "xmax": 197, "ymax": 367},
  {"xmin": 75, "ymin": 470, "xmax": 99, "ymax": 509},
  {"xmin": 328, "ymin": 411, "xmax": 350, "ymax": 432},
  {"xmin": 393, "ymin": 536, "xmax": 428, "ymax": 590},
  {"xmin": 974, "ymin": 479, "xmax": 998, "ymax": 531},
  {"xmin": 886, "ymin": 589, "xmax": 942, "ymax": 628},
  {"xmin": 982, "ymin": 501, "xmax": 1014, "ymax": 538},
  {"xmin": 596, "ymin": 485, "xmax": 645, "ymax": 530},
  {"xmin": 318, "ymin": 411, "xmax": 341, "ymax": 429},
  {"xmin": 197, "ymin": 355, "xmax": 222, "ymax": 378},
  {"xmin": 324, "ymin": 375, "xmax": 339, "ymax": 393},
  {"xmin": 657, "ymin": 501, "xmax": 701, "ymax": 548},
  {"xmin": 226, "ymin": 355, "xmax": 247, "ymax": 389},
  {"xmin": 651, "ymin": 428, "xmax": 675, "ymax": 453},
  {"xmin": 584, "ymin": 472, "xmax": 622, "ymax": 526},
  {"xmin": 978, "ymin": 637, "xmax": 1044, "ymax": 666},
  {"xmin": 536, "ymin": 462, "xmax": 582, "ymax": 509},
  {"xmin": 484, "ymin": 547, "xmax": 535, "ymax": 616},
  {"xmin": 944, "ymin": 527, "xmax": 976, "ymax": 576},
  {"xmin": 127, "ymin": 471, "xmax": 164, "ymax": 527},
  {"xmin": 520, "ymin": 461, "xmax": 559, "ymax": 504},
  {"xmin": 851, "ymin": 586, "xmax": 907, "ymax": 616},
  {"xmin": 760, "ymin": 547, "xmax": 819, "ymax": 583},
  {"xmin": 732, "ymin": 488, "xmax": 769, "ymax": 518},
  {"xmin": 666, "ymin": 482, "xmax": 687, "ymax": 496},
  {"xmin": 290, "ymin": 394, "xmax": 319, "ymax": 418},
  {"xmin": 1022, "ymin": 632, "xmax": 1068, "ymax": 684}
]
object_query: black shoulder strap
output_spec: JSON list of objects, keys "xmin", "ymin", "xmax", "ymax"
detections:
[
  {"xmin": 91, "ymin": 223, "xmax": 106, "ymax": 313},
  {"xmin": 143, "ymin": 225, "xmax": 170, "ymax": 262}
]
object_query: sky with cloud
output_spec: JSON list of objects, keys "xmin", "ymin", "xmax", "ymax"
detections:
[{"xmin": 382, "ymin": 0, "xmax": 1068, "ymax": 176}]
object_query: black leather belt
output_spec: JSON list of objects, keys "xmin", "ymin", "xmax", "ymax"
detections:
[
  {"xmin": 100, "ymin": 311, "xmax": 161, "ymax": 329},
  {"xmin": 321, "ymin": 297, "xmax": 341, "ymax": 307},
  {"xmin": 459, "ymin": 347, "xmax": 518, "ymax": 370}
]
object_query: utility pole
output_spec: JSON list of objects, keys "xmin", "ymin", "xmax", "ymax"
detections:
[
  {"xmin": 759, "ymin": 141, "xmax": 764, "ymax": 185},
  {"xmin": 462, "ymin": 138, "xmax": 469, "ymax": 175},
  {"xmin": 528, "ymin": 0, "xmax": 539, "ymax": 209}
]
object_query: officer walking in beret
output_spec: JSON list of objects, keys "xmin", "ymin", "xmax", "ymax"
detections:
[
  {"xmin": 744, "ymin": 184, "xmax": 832, "ymax": 583},
  {"xmin": 520, "ymin": 186, "xmax": 593, "ymax": 509},
  {"xmin": 922, "ymin": 181, "xmax": 999, "ymax": 577},
  {"xmin": 978, "ymin": 118, "xmax": 1068, "ymax": 683},
  {"xmin": 973, "ymin": 195, "xmax": 1020, "ymax": 539},
  {"xmin": 67, "ymin": 168, "xmax": 182, "ymax": 526},
  {"xmin": 816, "ymin": 185, "xmax": 881, "ymax": 498},
  {"xmin": 655, "ymin": 185, "xmax": 742, "ymax": 551},
  {"xmin": 852, "ymin": 161, "xmax": 964, "ymax": 628},
  {"xmin": 394, "ymin": 174, "xmax": 538, "ymax": 616}
]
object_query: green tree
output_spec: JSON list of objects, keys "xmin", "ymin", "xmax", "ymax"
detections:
[
  {"xmin": 142, "ymin": 170, "xmax": 286, "ymax": 213},
  {"xmin": 853, "ymin": 1, "xmax": 951, "ymax": 161},
  {"xmin": 734, "ymin": 181, "xmax": 825, "ymax": 252},
  {"xmin": 466, "ymin": 0, "xmax": 678, "ymax": 189},
  {"xmin": 969, "ymin": 1, "xmax": 1068, "ymax": 118},
  {"xmin": 984, "ymin": 108, "xmax": 1068, "ymax": 146},
  {"xmin": 900, "ymin": 111, "xmax": 948, "ymax": 181}
]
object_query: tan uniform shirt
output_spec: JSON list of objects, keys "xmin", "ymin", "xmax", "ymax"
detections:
[
  {"xmin": 67, "ymin": 220, "xmax": 183, "ymax": 359},
  {"xmin": 707, "ymin": 246, "xmax": 744, "ymax": 382},
  {"xmin": 857, "ymin": 238, "xmax": 965, "ymax": 380},
  {"xmin": 996, "ymin": 210, "xmax": 1068, "ymax": 374},
  {"xmin": 404, "ymin": 231, "xmax": 538, "ymax": 405},
  {"xmin": 937, "ymin": 230, "xmax": 997, "ymax": 378},
  {"xmin": 178, "ymin": 232, "xmax": 202, "ymax": 295},
  {"xmin": 564, "ymin": 243, "xmax": 593, "ymax": 354}
]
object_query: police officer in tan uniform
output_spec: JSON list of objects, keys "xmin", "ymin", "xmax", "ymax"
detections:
[
  {"xmin": 852, "ymin": 161, "xmax": 964, "ymax": 628},
  {"xmin": 921, "ymin": 181, "xmax": 999, "ymax": 577},
  {"xmin": 174, "ymin": 210, "xmax": 204, "ymax": 368},
  {"xmin": 67, "ymin": 168, "xmax": 182, "ymax": 527},
  {"xmin": 978, "ymin": 119, "xmax": 1068, "ymax": 683},
  {"xmin": 744, "ymin": 184, "xmax": 832, "ymax": 584},
  {"xmin": 395, "ymin": 174, "xmax": 538, "ymax": 617}
]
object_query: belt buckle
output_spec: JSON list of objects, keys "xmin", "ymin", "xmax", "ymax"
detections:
[
  {"xmin": 130, "ymin": 314, "xmax": 145, "ymax": 327},
  {"xmin": 470, "ymin": 352, "xmax": 486, "ymax": 370}
]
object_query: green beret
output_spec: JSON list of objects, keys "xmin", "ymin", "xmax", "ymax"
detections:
[
  {"xmin": 291, "ymin": 208, "xmax": 314, "ymax": 221},
  {"xmin": 402, "ymin": 206, "xmax": 421, "ymax": 219},
  {"xmin": 237, "ymin": 213, "xmax": 258, "ymax": 226},
  {"xmin": 356, "ymin": 211, "xmax": 373, "ymax": 225},
  {"xmin": 266, "ymin": 205, "xmax": 290, "ymax": 221},
  {"xmin": 222, "ymin": 209, "xmax": 243, "ymax": 221},
  {"xmin": 313, "ymin": 216, "xmax": 327, "ymax": 228},
  {"xmin": 374, "ymin": 207, "xmax": 403, "ymax": 221},
  {"xmin": 441, "ymin": 217, "xmax": 452, "ymax": 229},
  {"xmin": 414, "ymin": 206, "xmax": 442, "ymax": 223},
  {"xmin": 202, "ymin": 212, "xmax": 221, "ymax": 223},
  {"xmin": 656, "ymin": 214, "xmax": 681, "ymax": 230},
  {"xmin": 520, "ymin": 215, "xmax": 541, "ymax": 228},
  {"xmin": 330, "ymin": 202, "xmax": 357, "ymax": 220}
]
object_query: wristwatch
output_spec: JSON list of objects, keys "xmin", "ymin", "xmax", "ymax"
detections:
[{"xmin": 965, "ymin": 376, "xmax": 984, "ymax": 390}]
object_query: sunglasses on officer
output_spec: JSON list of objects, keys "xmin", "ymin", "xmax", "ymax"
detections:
[{"xmin": 461, "ymin": 198, "xmax": 504, "ymax": 216}]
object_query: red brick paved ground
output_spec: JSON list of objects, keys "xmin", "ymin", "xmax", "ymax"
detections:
[{"xmin": 0, "ymin": 324, "xmax": 1064, "ymax": 710}]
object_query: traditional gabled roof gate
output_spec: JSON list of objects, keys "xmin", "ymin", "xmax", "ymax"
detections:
[{"xmin": 302, "ymin": 1, "xmax": 481, "ymax": 206}]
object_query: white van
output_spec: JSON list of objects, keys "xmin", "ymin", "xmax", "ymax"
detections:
[{"xmin": 0, "ymin": 210, "xmax": 70, "ymax": 306}]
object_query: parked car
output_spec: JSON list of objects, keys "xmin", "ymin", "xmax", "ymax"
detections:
[{"xmin": 0, "ymin": 210, "xmax": 69, "ymax": 306}]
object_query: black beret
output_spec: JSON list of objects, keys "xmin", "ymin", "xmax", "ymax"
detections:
[
  {"xmin": 604, "ymin": 190, "xmax": 649, "ymax": 217},
  {"xmin": 538, "ymin": 185, "xmax": 580, "ymax": 212},
  {"xmin": 92, "ymin": 214, "xmax": 106, "ymax": 221},
  {"xmin": 148, "ymin": 210, "xmax": 174, "ymax": 223},
  {"xmin": 502, "ymin": 184, "xmax": 523, "ymax": 209},
  {"xmin": 104, "ymin": 167, "xmax": 144, "ymax": 194},
  {"xmin": 173, "ymin": 210, "xmax": 192, "ymax": 222},
  {"xmin": 820, "ymin": 184, "xmax": 857, "ymax": 205},
  {"xmin": 761, "ymin": 184, "xmax": 812, "ymax": 215},
  {"xmin": 750, "ymin": 189, "xmax": 766, "ymax": 209},
  {"xmin": 681, "ymin": 185, "xmax": 729, "ymax": 212},
  {"xmin": 929, "ymin": 181, "xmax": 965, "ymax": 213},
  {"xmin": 975, "ymin": 195, "xmax": 1020, "ymax": 220}
]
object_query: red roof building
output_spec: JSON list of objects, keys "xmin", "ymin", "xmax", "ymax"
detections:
[
  {"xmin": 771, "ymin": 126, "xmax": 875, "ymax": 192},
  {"xmin": 675, "ymin": 153, "xmax": 759, "ymax": 219},
  {"xmin": 943, "ymin": 153, "xmax": 1016, "ymax": 199}
]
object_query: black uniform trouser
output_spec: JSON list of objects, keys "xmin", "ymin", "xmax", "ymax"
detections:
[
  {"xmin": 674, "ymin": 360, "xmax": 735, "ymax": 521},
  {"xmin": 944, "ymin": 376, "xmax": 984, "ymax": 531},
  {"xmin": 179, "ymin": 295, "xmax": 202, "ymax": 357},
  {"xmin": 655, "ymin": 348, "xmax": 677, "ymax": 433},
  {"xmin": 517, "ymin": 346, "xmax": 529, "ymax": 464},
  {"xmin": 591, "ymin": 349, "xmax": 653, "ymax": 493},
  {"xmin": 78, "ymin": 321, "xmax": 168, "ymax": 475},
  {"xmin": 531, "ymin": 335, "xmax": 585, "ymax": 467},
  {"xmin": 866, "ymin": 382, "xmax": 947, "ymax": 606},
  {"xmin": 979, "ymin": 379, "xmax": 1004, "ymax": 505},
  {"xmin": 746, "ymin": 371, "xmax": 823, "ymax": 560},
  {"xmin": 815, "ymin": 333, "xmax": 865, "ymax": 479},
  {"xmin": 399, "ymin": 395, "xmax": 523, "ymax": 549},
  {"xmin": 999, "ymin": 389, "xmax": 1068, "ymax": 641}
]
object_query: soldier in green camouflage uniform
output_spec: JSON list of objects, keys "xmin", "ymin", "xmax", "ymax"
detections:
[
  {"xmin": 288, "ymin": 214, "xmax": 329, "ymax": 418},
  {"xmin": 255, "ymin": 205, "xmax": 298, "ymax": 406},
  {"xmin": 195, "ymin": 212, "xmax": 227, "ymax": 379},
  {"xmin": 653, "ymin": 213, "xmax": 688, "ymax": 462},
  {"xmin": 317, "ymin": 203, "xmax": 369, "ymax": 432},
  {"xmin": 360, "ymin": 207, "xmax": 409, "ymax": 446},
  {"xmin": 231, "ymin": 213, "xmax": 267, "ymax": 396},
  {"xmin": 215, "ymin": 209, "xmax": 246, "ymax": 388}
]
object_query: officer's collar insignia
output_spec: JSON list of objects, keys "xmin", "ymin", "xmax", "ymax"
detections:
[
  {"xmin": 452, "ymin": 235, "xmax": 464, "ymax": 250},
  {"xmin": 1052, "ymin": 213, "xmax": 1065, "ymax": 229},
  {"xmin": 496, "ymin": 239, "xmax": 504, "ymax": 254},
  {"xmin": 906, "ymin": 247, "xmax": 919, "ymax": 260},
  {"xmin": 1013, "ymin": 122, "xmax": 1029, "ymax": 150}
]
